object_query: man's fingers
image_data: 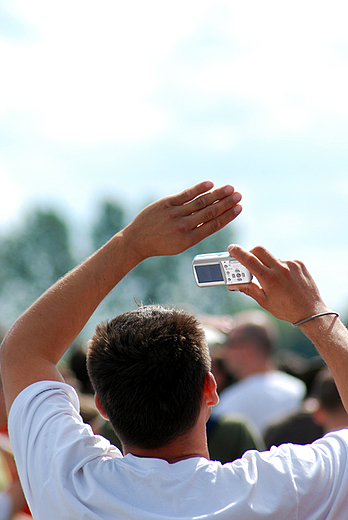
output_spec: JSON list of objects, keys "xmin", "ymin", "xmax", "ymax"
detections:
[
  {"xmin": 187, "ymin": 204, "xmax": 242, "ymax": 245},
  {"xmin": 227, "ymin": 281, "xmax": 266, "ymax": 307},
  {"xmin": 227, "ymin": 244, "xmax": 269, "ymax": 277},
  {"xmin": 181, "ymin": 185, "xmax": 236, "ymax": 215},
  {"xmin": 169, "ymin": 183, "xmax": 238, "ymax": 215},
  {"xmin": 170, "ymin": 181, "xmax": 215, "ymax": 206},
  {"xmin": 165, "ymin": 182, "xmax": 242, "ymax": 234},
  {"xmin": 186, "ymin": 191, "xmax": 242, "ymax": 230},
  {"xmin": 249, "ymin": 245, "xmax": 281, "ymax": 269}
]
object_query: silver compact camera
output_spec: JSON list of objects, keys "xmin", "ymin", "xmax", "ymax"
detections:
[{"xmin": 192, "ymin": 252, "xmax": 252, "ymax": 287}]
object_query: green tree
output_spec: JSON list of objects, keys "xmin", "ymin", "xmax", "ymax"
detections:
[
  {"xmin": 0, "ymin": 208, "xmax": 74, "ymax": 326},
  {"xmin": 91, "ymin": 200, "xmax": 126, "ymax": 251}
]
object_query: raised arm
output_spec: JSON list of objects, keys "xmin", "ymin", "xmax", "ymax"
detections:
[
  {"xmin": 227, "ymin": 244, "xmax": 348, "ymax": 413},
  {"xmin": 0, "ymin": 181, "xmax": 242, "ymax": 412}
]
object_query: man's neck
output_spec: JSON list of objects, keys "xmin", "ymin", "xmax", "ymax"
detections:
[
  {"xmin": 124, "ymin": 444, "xmax": 209, "ymax": 464},
  {"xmin": 240, "ymin": 358, "xmax": 276, "ymax": 379},
  {"xmin": 123, "ymin": 415, "xmax": 210, "ymax": 463}
]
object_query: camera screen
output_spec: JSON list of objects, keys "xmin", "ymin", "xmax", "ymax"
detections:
[{"xmin": 194, "ymin": 264, "xmax": 224, "ymax": 283}]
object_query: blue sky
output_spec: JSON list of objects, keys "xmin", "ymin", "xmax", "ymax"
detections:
[{"xmin": 1, "ymin": 0, "xmax": 348, "ymax": 315}]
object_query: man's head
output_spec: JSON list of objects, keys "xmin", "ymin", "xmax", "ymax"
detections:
[
  {"xmin": 222, "ymin": 310, "xmax": 278, "ymax": 379},
  {"xmin": 87, "ymin": 305, "xmax": 212, "ymax": 450}
]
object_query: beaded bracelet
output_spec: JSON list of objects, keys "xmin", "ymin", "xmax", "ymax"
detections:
[{"xmin": 292, "ymin": 311, "xmax": 339, "ymax": 327}]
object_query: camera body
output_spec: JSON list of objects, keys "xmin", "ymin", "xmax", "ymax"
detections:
[{"xmin": 192, "ymin": 252, "xmax": 252, "ymax": 287}]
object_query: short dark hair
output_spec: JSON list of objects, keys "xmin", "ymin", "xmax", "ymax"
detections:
[
  {"xmin": 229, "ymin": 323, "xmax": 275, "ymax": 356},
  {"xmin": 87, "ymin": 305, "xmax": 211, "ymax": 449},
  {"xmin": 226, "ymin": 310, "xmax": 278, "ymax": 357}
]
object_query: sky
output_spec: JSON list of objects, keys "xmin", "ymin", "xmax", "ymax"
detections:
[{"xmin": 1, "ymin": 0, "xmax": 348, "ymax": 316}]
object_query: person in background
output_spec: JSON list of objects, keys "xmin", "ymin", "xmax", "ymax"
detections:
[
  {"xmin": 200, "ymin": 315, "xmax": 265, "ymax": 462},
  {"xmin": 311, "ymin": 368, "xmax": 348, "ymax": 434},
  {"xmin": 211, "ymin": 309, "xmax": 307, "ymax": 436}
]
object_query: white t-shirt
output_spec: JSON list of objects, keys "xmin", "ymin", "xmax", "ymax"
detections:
[
  {"xmin": 212, "ymin": 371, "xmax": 306, "ymax": 434},
  {"xmin": 8, "ymin": 381, "xmax": 348, "ymax": 520}
]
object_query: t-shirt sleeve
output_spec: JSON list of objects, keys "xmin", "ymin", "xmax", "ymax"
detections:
[
  {"xmin": 292, "ymin": 431, "xmax": 348, "ymax": 518},
  {"xmin": 253, "ymin": 430, "xmax": 348, "ymax": 518},
  {"xmin": 8, "ymin": 381, "xmax": 122, "ymax": 518}
]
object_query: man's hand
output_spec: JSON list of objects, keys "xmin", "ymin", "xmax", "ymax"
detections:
[
  {"xmin": 227, "ymin": 244, "xmax": 329, "ymax": 324},
  {"xmin": 123, "ymin": 181, "xmax": 242, "ymax": 262},
  {"xmin": 227, "ymin": 244, "xmax": 348, "ymax": 414}
]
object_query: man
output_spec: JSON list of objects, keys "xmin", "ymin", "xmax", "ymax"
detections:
[
  {"xmin": 1, "ymin": 181, "xmax": 348, "ymax": 519},
  {"xmin": 212, "ymin": 310, "xmax": 306, "ymax": 435}
]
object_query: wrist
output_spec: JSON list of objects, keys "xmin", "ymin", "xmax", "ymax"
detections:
[
  {"xmin": 113, "ymin": 226, "xmax": 147, "ymax": 269},
  {"xmin": 297, "ymin": 311, "xmax": 340, "ymax": 336},
  {"xmin": 292, "ymin": 311, "xmax": 339, "ymax": 327}
]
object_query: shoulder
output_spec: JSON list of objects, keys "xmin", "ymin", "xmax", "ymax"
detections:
[
  {"xmin": 9, "ymin": 381, "xmax": 80, "ymax": 427},
  {"xmin": 8, "ymin": 381, "xmax": 83, "ymax": 464},
  {"xmin": 263, "ymin": 430, "xmax": 348, "ymax": 482},
  {"xmin": 265, "ymin": 371, "xmax": 306, "ymax": 395}
]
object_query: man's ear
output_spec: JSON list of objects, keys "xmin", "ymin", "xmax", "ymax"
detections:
[
  {"xmin": 203, "ymin": 372, "xmax": 219, "ymax": 407},
  {"xmin": 95, "ymin": 394, "xmax": 109, "ymax": 420}
]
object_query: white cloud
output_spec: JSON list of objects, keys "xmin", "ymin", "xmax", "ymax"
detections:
[
  {"xmin": 177, "ymin": 124, "xmax": 240, "ymax": 152},
  {"xmin": 1, "ymin": 0, "xmax": 217, "ymax": 143},
  {"xmin": 1, "ymin": 0, "xmax": 348, "ymax": 145},
  {"xmin": 163, "ymin": 1, "xmax": 348, "ymax": 137}
]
